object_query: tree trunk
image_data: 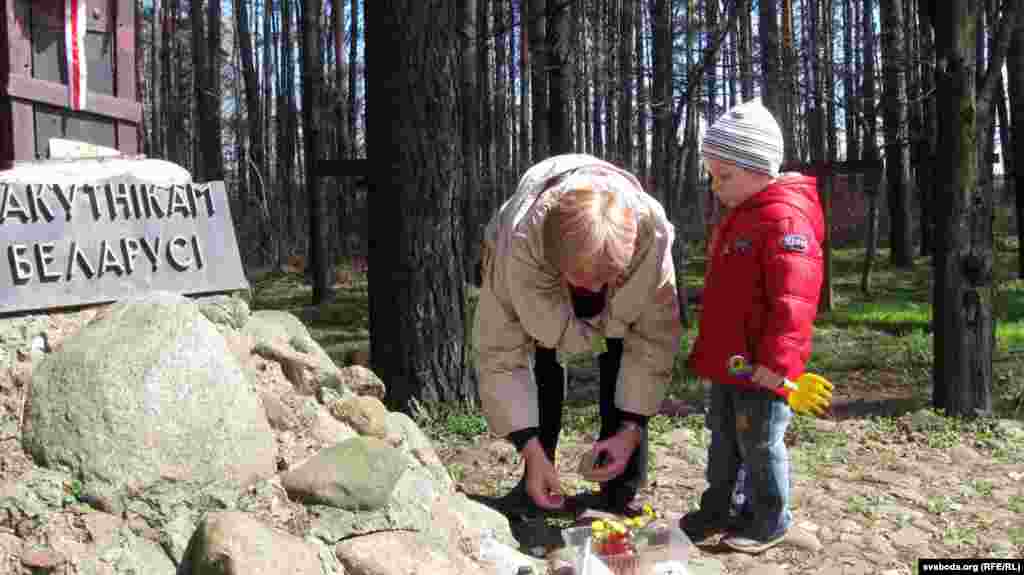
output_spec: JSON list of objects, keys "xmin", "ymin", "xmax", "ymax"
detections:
[
  {"xmin": 932, "ymin": 0, "xmax": 992, "ymax": 417},
  {"xmin": 651, "ymin": 0, "xmax": 670, "ymax": 204},
  {"xmin": 905, "ymin": 0, "xmax": 922, "ymax": 224},
  {"xmin": 366, "ymin": 0, "xmax": 473, "ymax": 410},
  {"xmin": 860, "ymin": 0, "xmax": 879, "ymax": 292},
  {"xmin": 845, "ymin": 0, "xmax": 859, "ymax": 160},
  {"xmin": 520, "ymin": 0, "xmax": 532, "ymax": 170},
  {"xmin": 549, "ymin": 0, "xmax": 572, "ymax": 155},
  {"xmin": 350, "ymin": 0, "xmax": 359, "ymax": 146},
  {"xmin": 495, "ymin": 0, "xmax": 509, "ymax": 193},
  {"xmin": 760, "ymin": 0, "xmax": 782, "ymax": 118},
  {"xmin": 206, "ymin": 0, "xmax": 223, "ymax": 180},
  {"xmin": 575, "ymin": 1, "xmax": 588, "ymax": 154},
  {"xmin": 880, "ymin": 0, "xmax": 914, "ymax": 267},
  {"xmin": 860, "ymin": 187, "xmax": 880, "ymax": 293},
  {"xmin": 591, "ymin": 2, "xmax": 604, "ymax": 158},
  {"xmin": 282, "ymin": 0, "xmax": 297, "ymax": 259},
  {"xmin": 705, "ymin": 0, "xmax": 719, "ymax": 124},
  {"xmin": 781, "ymin": 0, "xmax": 797, "ymax": 163},
  {"xmin": 136, "ymin": 0, "xmax": 146, "ymax": 155},
  {"xmin": 918, "ymin": 2, "xmax": 937, "ymax": 257},
  {"xmin": 191, "ymin": 0, "xmax": 206, "ymax": 177},
  {"xmin": 163, "ymin": 0, "xmax": 180, "ymax": 165},
  {"xmin": 479, "ymin": 0, "xmax": 494, "ymax": 195},
  {"xmin": 530, "ymin": 0, "xmax": 548, "ymax": 162},
  {"xmin": 605, "ymin": 0, "xmax": 617, "ymax": 162},
  {"xmin": 813, "ymin": 0, "xmax": 834, "ymax": 311},
  {"xmin": 235, "ymin": 0, "xmax": 262, "ymax": 230},
  {"xmin": 303, "ymin": 0, "xmax": 329, "ymax": 303},
  {"xmin": 333, "ymin": 0, "xmax": 352, "ymax": 259},
  {"xmin": 151, "ymin": 0, "xmax": 163, "ymax": 158},
  {"xmin": 739, "ymin": 0, "xmax": 754, "ymax": 100},
  {"xmin": 461, "ymin": 0, "xmax": 481, "ymax": 283},
  {"xmin": 635, "ymin": 0, "xmax": 647, "ymax": 178},
  {"xmin": 618, "ymin": 0, "xmax": 634, "ymax": 169},
  {"xmin": 1010, "ymin": 22, "xmax": 1024, "ymax": 276}
]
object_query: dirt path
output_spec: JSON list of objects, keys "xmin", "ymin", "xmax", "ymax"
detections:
[{"xmin": 439, "ymin": 379, "xmax": 1024, "ymax": 575}]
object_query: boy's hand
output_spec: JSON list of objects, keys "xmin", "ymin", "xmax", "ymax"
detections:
[
  {"xmin": 728, "ymin": 354, "xmax": 834, "ymax": 416},
  {"xmin": 751, "ymin": 365, "xmax": 784, "ymax": 390}
]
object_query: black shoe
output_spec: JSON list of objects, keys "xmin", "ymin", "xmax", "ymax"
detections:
[{"xmin": 678, "ymin": 509, "xmax": 735, "ymax": 544}]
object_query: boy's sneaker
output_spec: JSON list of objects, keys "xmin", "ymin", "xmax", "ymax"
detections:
[
  {"xmin": 721, "ymin": 531, "xmax": 786, "ymax": 554},
  {"xmin": 678, "ymin": 510, "xmax": 734, "ymax": 544}
]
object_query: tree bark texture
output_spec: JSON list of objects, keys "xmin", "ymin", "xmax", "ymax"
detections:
[{"xmin": 366, "ymin": 1, "xmax": 473, "ymax": 410}]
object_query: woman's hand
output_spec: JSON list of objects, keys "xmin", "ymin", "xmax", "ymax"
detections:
[
  {"xmin": 584, "ymin": 426, "xmax": 642, "ymax": 483},
  {"xmin": 522, "ymin": 439, "xmax": 565, "ymax": 510}
]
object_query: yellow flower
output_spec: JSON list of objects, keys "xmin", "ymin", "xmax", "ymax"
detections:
[{"xmin": 642, "ymin": 503, "xmax": 655, "ymax": 517}]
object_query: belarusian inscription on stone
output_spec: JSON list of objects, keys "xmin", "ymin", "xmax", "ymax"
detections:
[{"xmin": 0, "ymin": 180, "xmax": 248, "ymax": 314}]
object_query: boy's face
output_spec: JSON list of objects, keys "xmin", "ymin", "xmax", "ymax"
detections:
[{"xmin": 705, "ymin": 158, "xmax": 770, "ymax": 208}]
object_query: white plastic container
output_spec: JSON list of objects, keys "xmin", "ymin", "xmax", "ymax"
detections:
[
  {"xmin": 561, "ymin": 519, "xmax": 691, "ymax": 575},
  {"xmin": 478, "ymin": 529, "xmax": 537, "ymax": 575}
]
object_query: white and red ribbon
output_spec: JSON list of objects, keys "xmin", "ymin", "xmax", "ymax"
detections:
[{"xmin": 64, "ymin": 0, "xmax": 87, "ymax": 110}]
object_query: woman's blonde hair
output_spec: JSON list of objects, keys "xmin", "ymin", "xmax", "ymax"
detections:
[{"xmin": 543, "ymin": 172, "xmax": 638, "ymax": 281}]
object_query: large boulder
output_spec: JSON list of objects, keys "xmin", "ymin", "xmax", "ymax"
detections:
[
  {"xmin": 182, "ymin": 511, "xmax": 323, "ymax": 575},
  {"xmin": 281, "ymin": 437, "xmax": 407, "ymax": 511},
  {"xmin": 21, "ymin": 292, "xmax": 276, "ymax": 501}
]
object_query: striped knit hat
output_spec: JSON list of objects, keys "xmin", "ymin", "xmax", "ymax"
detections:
[{"xmin": 701, "ymin": 98, "xmax": 784, "ymax": 177}]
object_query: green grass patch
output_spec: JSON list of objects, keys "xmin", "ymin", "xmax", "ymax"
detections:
[
  {"xmin": 787, "ymin": 413, "xmax": 849, "ymax": 476},
  {"xmin": 410, "ymin": 399, "xmax": 489, "ymax": 443}
]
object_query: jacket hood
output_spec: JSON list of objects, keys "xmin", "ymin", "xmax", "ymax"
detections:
[{"xmin": 742, "ymin": 173, "xmax": 824, "ymax": 243}]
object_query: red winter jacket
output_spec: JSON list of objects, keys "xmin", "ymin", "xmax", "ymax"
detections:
[{"xmin": 687, "ymin": 174, "xmax": 825, "ymax": 399}]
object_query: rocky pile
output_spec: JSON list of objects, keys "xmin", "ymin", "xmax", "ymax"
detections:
[{"xmin": 0, "ymin": 292, "xmax": 536, "ymax": 574}]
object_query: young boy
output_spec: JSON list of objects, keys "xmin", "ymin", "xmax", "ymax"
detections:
[{"xmin": 682, "ymin": 99, "xmax": 825, "ymax": 553}]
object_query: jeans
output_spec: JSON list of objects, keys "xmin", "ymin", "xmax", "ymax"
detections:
[{"xmin": 700, "ymin": 383, "xmax": 793, "ymax": 540}]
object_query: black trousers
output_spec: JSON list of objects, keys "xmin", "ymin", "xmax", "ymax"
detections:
[{"xmin": 532, "ymin": 338, "xmax": 649, "ymax": 500}]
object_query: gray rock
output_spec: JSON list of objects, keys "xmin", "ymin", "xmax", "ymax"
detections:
[
  {"xmin": 330, "ymin": 396, "xmax": 389, "ymax": 438},
  {"xmin": 307, "ymin": 466, "xmax": 438, "ymax": 544},
  {"xmin": 123, "ymin": 478, "xmax": 241, "ymax": 565},
  {"xmin": 0, "ymin": 467, "xmax": 73, "ymax": 532},
  {"xmin": 686, "ymin": 557, "xmax": 724, "ymax": 575},
  {"xmin": 282, "ymin": 438, "xmax": 406, "ymax": 511},
  {"xmin": 260, "ymin": 392, "xmax": 300, "ymax": 431},
  {"xmin": 385, "ymin": 412, "xmax": 454, "ymax": 493},
  {"xmin": 745, "ymin": 565, "xmax": 787, "ymax": 575},
  {"xmin": 335, "ymin": 531, "xmax": 482, "ymax": 575},
  {"xmin": 21, "ymin": 292, "xmax": 276, "ymax": 499},
  {"xmin": 891, "ymin": 525, "xmax": 931, "ymax": 549},
  {"xmin": 67, "ymin": 524, "xmax": 177, "ymax": 575},
  {"xmin": 243, "ymin": 310, "xmax": 343, "ymax": 392},
  {"xmin": 182, "ymin": 511, "xmax": 322, "ymax": 575},
  {"xmin": 330, "ymin": 365, "xmax": 386, "ymax": 399},
  {"xmin": 195, "ymin": 295, "xmax": 251, "ymax": 330}
]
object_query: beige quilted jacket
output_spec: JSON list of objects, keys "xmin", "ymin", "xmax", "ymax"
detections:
[{"xmin": 474, "ymin": 154, "xmax": 682, "ymax": 437}]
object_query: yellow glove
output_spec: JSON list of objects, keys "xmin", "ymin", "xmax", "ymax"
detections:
[{"xmin": 727, "ymin": 355, "xmax": 834, "ymax": 417}]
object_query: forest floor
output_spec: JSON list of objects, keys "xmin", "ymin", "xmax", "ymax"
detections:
[{"xmin": 251, "ymin": 245, "xmax": 1024, "ymax": 574}]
